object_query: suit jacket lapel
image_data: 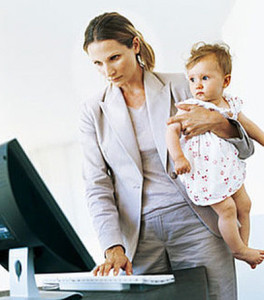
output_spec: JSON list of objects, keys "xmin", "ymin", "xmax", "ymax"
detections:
[
  {"xmin": 144, "ymin": 72, "xmax": 171, "ymax": 172},
  {"xmin": 99, "ymin": 72, "xmax": 172, "ymax": 176},
  {"xmin": 100, "ymin": 85, "xmax": 143, "ymax": 176}
]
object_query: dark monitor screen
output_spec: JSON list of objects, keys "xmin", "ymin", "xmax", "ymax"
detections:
[{"xmin": 0, "ymin": 138, "xmax": 95, "ymax": 274}]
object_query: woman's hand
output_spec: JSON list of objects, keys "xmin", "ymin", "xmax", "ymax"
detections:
[
  {"xmin": 93, "ymin": 245, "xmax": 133, "ymax": 276},
  {"xmin": 167, "ymin": 103, "xmax": 239, "ymax": 139}
]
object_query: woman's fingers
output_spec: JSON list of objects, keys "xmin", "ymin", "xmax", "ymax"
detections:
[
  {"xmin": 92, "ymin": 257, "xmax": 133, "ymax": 276},
  {"xmin": 125, "ymin": 260, "xmax": 133, "ymax": 275},
  {"xmin": 168, "ymin": 104, "xmax": 217, "ymax": 138},
  {"xmin": 167, "ymin": 114, "xmax": 183, "ymax": 125},
  {"xmin": 167, "ymin": 106, "xmax": 194, "ymax": 125},
  {"xmin": 93, "ymin": 264, "xmax": 102, "ymax": 276},
  {"xmin": 175, "ymin": 103, "xmax": 193, "ymax": 111},
  {"xmin": 92, "ymin": 245, "xmax": 133, "ymax": 276},
  {"xmin": 93, "ymin": 262, "xmax": 113, "ymax": 276},
  {"xmin": 113, "ymin": 263, "xmax": 122, "ymax": 276},
  {"xmin": 104, "ymin": 262, "xmax": 114, "ymax": 276}
]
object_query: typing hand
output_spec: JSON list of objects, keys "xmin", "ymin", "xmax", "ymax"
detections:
[{"xmin": 93, "ymin": 245, "xmax": 133, "ymax": 276}]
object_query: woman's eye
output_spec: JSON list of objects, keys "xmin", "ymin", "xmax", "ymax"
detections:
[
  {"xmin": 203, "ymin": 76, "xmax": 209, "ymax": 80},
  {"xmin": 110, "ymin": 55, "xmax": 119, "ymax": 61},
  {"xmin": 94, "ymin": 61, "xmax": 102, "ymax": 66}
]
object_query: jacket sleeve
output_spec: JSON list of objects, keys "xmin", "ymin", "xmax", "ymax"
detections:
[
  {"xmin": 79, "ymin": 101, "xmax": 125, "ymax": 253},
  {"xmin": 224, "ymin": 119, "xmax": 254, "ymax": 159}
]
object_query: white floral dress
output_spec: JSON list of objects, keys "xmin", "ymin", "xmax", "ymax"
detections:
[{"xmin": 179, "ymin": 95, "xmax": 246, "ymax": 206}]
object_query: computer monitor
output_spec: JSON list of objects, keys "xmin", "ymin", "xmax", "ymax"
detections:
[{"xmin": 0, "ymin": 139, "xmax": 95, "ymax": 299}]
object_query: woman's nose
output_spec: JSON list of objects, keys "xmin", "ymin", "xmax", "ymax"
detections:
[{"xmin": 104, "ymin": 64, "xmax": 115, "ymax": 78}]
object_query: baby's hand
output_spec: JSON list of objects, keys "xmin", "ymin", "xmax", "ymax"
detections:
[{"xmin": 174, "ymin": 156, "xmax": 191, "ymax": 175}]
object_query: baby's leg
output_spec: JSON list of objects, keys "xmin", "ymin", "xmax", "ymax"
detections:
[
  {"xmin": 232, "ymin": 184, "xmax": 251, "ymax": 246},
  {"xmin": 211, "ymin": 197, "xmax": 264, "ymax": 268}
]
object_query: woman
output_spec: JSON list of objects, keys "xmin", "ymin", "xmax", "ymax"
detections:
[{"xmin": 80, "ymin": 12, "xmax": 254, "ymax": 300}]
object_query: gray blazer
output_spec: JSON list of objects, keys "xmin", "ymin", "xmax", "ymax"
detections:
[{"xmin": 80, "ymin": 71, "xmax": 254, "ymax": 261}]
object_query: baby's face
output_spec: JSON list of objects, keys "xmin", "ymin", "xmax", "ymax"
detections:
[{"xmin": 187, "ymin": 54, "xmax": 227, "ymax": 104}]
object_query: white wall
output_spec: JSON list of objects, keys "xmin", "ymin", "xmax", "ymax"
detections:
[
  {"xmin": 223, "ymin": 1, "xmax": 264, "ymax": 299},
  {"xmin": 1, "ymin": 1, "xmax": 263, "ymax": 298},
  {"xmin": 223, "ymin": 0, "xmax": 264, "ymax": 216}
]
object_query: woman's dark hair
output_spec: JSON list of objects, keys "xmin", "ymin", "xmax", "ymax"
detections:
[{"xmin": 83, "ymin": 12, "xmax": 155, "ymax": 71}]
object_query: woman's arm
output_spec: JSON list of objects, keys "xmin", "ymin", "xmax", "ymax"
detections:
[
  {"xmin": 80, "ymin": 102, "xmax": 132, "ymax": 276},
  {"xmin": 238, "ymin": 112, "xmax": 264, "ymax": 146},
  {"xmin": 167, "ymin": 103, "xmax": 254, "ymax": 159}
]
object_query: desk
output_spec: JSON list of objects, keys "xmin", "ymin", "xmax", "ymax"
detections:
[{"xmin": 0, "ymin": 266, "xmax": 209, "ymax": 300}]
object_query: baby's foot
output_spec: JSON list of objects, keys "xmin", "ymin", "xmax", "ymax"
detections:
[{"xmin": 233, "ymin": 247, "xmax": 264, "ymax": 268}]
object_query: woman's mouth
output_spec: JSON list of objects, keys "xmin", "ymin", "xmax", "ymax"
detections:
[{"xmin": 110, "ymin": 76, "xmax": 122, "ymax": 82}]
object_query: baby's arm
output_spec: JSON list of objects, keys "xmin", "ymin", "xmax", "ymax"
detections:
[
  {"xmin": 166, "ymin": 114, "xmax": 191, "ymax": 174},
  {"xmin": 238, "ymin": 112, "xmax": 264, "ymax": 146}
]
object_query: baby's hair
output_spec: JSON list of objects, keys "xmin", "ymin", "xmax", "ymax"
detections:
[{"xmin": 186, "ymin": 42, "xmax": 232, "ymax": 75}]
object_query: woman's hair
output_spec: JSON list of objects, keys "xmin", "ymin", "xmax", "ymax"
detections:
[
  {"xmin": 83, "ymin": 12, "xmax": 155, "ymax": 71},
  {"xmin": 185, "ymin": 42, "xmax": 232, "ymax": 75}
]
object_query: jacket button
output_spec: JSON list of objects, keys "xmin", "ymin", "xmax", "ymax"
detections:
[
  {"xmin": 170, "ymin": 171, "xmax": 177, "ymax": 179},
  {"xmin": 133, "ymin": 185, "xmax": 140, "ymax": 189}
]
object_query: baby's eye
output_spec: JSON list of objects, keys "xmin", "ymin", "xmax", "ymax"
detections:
[
  {"xmin": 202, "ymin": 76, "xmax": 209, "ymax": 80},
  {"xmin": 189, "ymin": 77, "xmax": 195, "ymax": 83}
]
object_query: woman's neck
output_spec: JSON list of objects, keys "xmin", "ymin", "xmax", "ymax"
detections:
[{"xmin": 121, "ymin": 68, "xmax": 146, "ymax": 108}]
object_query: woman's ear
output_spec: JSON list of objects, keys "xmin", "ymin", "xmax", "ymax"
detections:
[
  {"xmin": 132, "ymin": 36, "xmax": 141, "ymax": 54},
  {"xmin": 223, "ymin": 74, "xmax": 231, "ymax": 88}
]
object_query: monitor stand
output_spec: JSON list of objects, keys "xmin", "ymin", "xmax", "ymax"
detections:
[{"xmin": 1, "ymin": 248, "xmax": 82, "ymax": 300}]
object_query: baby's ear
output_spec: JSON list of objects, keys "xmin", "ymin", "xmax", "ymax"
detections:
[{"xmin": 223, "ymin": 74, "xmax": 231, "ymax": 88}]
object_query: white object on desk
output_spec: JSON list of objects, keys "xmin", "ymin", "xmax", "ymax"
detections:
[{"xmin": 41, "ymin": 273, "xmax": 175, "ymax": 291}]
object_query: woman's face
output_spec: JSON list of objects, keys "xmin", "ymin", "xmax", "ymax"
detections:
[{"xmin": 87, "ymin": 38, "xmax": 141, "ymax": 88}]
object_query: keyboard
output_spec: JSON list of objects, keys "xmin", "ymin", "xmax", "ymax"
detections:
[{"xmin": 41, "ymin": 273, "xmax": 175, "ymax": 291}]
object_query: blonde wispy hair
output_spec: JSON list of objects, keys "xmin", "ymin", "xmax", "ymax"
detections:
[{"xmin": 186, "ymin": 42, "xmax": 232, "ymax": 75}]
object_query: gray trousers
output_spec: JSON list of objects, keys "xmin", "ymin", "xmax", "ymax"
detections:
[{"xmin": 132, "ymin": 203, "xmax": 237, "ymax": 300}]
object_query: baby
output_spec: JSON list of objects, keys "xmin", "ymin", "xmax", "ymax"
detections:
[{"xmin": 166, "ymin": 42, "xmax": 264, "ymax": 268}]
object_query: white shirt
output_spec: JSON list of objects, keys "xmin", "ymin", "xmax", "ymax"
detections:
[{"xmin": 128, "ymin": 102, "xmax": 185, "ymax": 215}]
